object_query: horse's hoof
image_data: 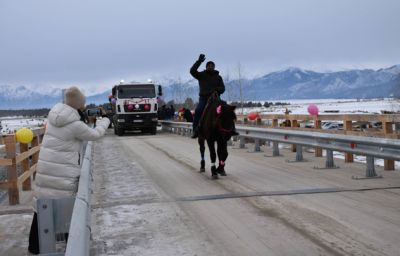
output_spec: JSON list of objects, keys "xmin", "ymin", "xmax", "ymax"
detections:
[
  {"xmin": 217, "ymin": 166, "xmax": 227, "ymax": 176},
  {"xmin": 200, "ymin": 160, "xmax": 205, "ymax": 171},
  {"xmin": 218, "ymin": 171, "xmax": 227, "ymax": 176},
  {"xmin": 212, "ymin": 174, "xmax": 219, "ymax": 180}
]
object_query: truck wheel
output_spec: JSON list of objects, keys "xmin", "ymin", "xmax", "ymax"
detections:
[
  {"xmin": 114, "ymin": 126, "xmax": 117, "ymax": 134},
  {"xmin": 151, "ymin": 126, "xmax": 157, "ymax": 135}
]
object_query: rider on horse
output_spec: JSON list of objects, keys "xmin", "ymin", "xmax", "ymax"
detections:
[{"xmin": 190, "ymin": 54, "xmax": 238, "ymax": 138}]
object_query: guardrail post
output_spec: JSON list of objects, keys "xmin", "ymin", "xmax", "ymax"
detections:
[
  {"xmin": 239, "ymin": 136, "xmax": 246, "ymax": 148},
  {"xmin": 383, "ymin": 121, "xmax": 395, "ymax": 170},
  {"xmin": 37, "ymin": 199, "xmax": 56, "ymax": 253},
  {"xmin": 4, "ymin": 135, "xmax": 19, "ymax": 205},
  {"xmin": 295, "ymin": 145, "xmax": 303, "ymax": 161},
  {"xmin": 325, "ymin": 149, "xmax": 335, "ymax": 168},
  {"xmin": 253, "ymin": 139, "xmax": 261, "ymax": 152},
  {"xmin": 314, "ymin": 119, "xmax": 323, "ymax": 157},
  {"xmin": 366, "ymin": 155, "xmax": 378, "ymax": 177},
  {"xmin": 291, "ymin": 120, "xmax": 297, "ymax": 152},
  {"xmin": 344, "ymin": 120, "xmax": 354, "ymax": 163},
  {"xmin": 272, "ymin": 142, "xmax": 280, "ymax": 156}
]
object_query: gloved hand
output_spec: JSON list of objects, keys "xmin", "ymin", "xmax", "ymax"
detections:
[{"xmin": 198, "ymin": 54, "xmax": 206, "ymax": 62}]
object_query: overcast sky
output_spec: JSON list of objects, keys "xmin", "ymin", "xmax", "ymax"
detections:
[{"xmin": 1, "ymin": 0, "xmax": 399, "ymax": 94}]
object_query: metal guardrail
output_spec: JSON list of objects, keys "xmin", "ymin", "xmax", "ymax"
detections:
[
  {"xmin": 37, "ymin": 142, "xmax": 92, "ymax": 255},
  {"xmin": 160, "ymin": 121, "xmax": 400, "ymax": 178},
  {"xmin": 65, "ymin": 141, "xmax": 92, "ymax": 256}
]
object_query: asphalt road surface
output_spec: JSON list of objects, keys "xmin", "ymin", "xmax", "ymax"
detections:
[{"xmin": 89, "ymin": 130, "xmax": 400, "ymax": 256}]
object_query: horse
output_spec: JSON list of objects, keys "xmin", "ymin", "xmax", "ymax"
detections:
[{"xmin": 197, "ymin": 92, "xmax": 237, "ymax": 179}]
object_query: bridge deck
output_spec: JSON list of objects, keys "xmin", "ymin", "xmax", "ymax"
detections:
[{"xmin": 1, "ymin": 130, "xmax": 399, "ymax": 255}]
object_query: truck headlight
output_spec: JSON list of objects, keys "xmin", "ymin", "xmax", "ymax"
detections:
[{"xmin": 117, "ymin": 119, "xmax": 125, "ymax": 122}]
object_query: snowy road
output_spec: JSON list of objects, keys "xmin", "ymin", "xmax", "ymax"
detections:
[{"xmin": 90, "ymin": 130, "xmax": 400, "ymax": 256}]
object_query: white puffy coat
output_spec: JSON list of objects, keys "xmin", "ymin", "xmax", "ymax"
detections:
[{"xmin": 33, "ymin": 103, "xmax": 110, "ymax": 210}]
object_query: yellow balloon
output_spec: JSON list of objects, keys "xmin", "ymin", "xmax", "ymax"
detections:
[{"xmin": 16, "ymin": 128, "xmax": 34, "ymax": 144}]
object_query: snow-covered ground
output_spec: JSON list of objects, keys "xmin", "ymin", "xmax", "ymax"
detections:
[
  {"xmin": 238, "ymin": 98, "xmax": 400, "ymax": 115},
  {"xmin": 0, "ymin": 118, "xmax": 45, "ymax": 134}
]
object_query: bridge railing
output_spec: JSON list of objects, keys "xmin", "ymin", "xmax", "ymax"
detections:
[
  {"xmin": 160, "ymin": 121, "xmax": 400, "ymax": 178},
  {"xmin": 236, "ymin": 113, "xmax": 400, "ymax": 170}
]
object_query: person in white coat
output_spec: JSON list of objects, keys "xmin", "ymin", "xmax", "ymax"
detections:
[{"xmin": 28, "ymin": 86, "xmax": 110, "ymax": 255}]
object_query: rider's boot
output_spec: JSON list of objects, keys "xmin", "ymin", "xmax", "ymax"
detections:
[
  {"xmin": 230, "ymin": 130, "xmax": 239, "ymax": 136},
  {"xmin": 230, "ymin": 124, "xmax": 239, "ymax": 136},
  {"xmin": 191, "ymin": 126, "xmax": 199, "ymax": 139}
]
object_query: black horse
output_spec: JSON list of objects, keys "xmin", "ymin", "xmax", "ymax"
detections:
[{"xmin": 198, "ymin": 92, "xmax": 237, "ymax": 179}]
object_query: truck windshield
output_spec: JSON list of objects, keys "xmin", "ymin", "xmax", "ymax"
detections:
[{"xmin": 117, "ymin": 84, "xmax": 156, "ymax": 98}]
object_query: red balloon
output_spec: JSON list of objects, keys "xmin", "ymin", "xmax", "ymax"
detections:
[{"xmin": 247, "ymin": 112, "xmax": 259, "ymax": 121}]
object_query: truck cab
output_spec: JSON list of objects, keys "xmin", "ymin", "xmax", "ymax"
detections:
[{"xmin": 112, "ymin": 83, "xmax": 162, "ymax": 136}]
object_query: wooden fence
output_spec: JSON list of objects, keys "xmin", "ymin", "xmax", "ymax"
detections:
[
  {"xmin": 236, "ymin": 114, "xmax": 400, "ymax": 170},
  {"xmin": 0, "ymin": 128, "xmax": 45, "ymax": 205}
]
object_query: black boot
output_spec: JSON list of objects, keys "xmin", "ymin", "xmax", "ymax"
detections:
[
  {"xmin": 211, "ymin": 166, "xmax": 218, "ymax": 179},
  {"xmin": 231, "ymin": 129, "xmax": 239, "ymax": 136},
  {"xmin": 191, "ymin": 130, "xmax": 199, "ymax": 139},
  {"xmin": 200, "ymin": 160, "xmax": 205, "ymax": 172}
]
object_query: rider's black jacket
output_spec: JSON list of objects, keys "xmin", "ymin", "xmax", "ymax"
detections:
[{"xmin": 190, "ymin": 60, "xmax": 225, "ymax": 98}]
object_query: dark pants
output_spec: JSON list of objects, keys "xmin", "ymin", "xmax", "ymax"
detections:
[
  {"xmin": 193, "ymin": 97, "xmax": 208, "ymax": 130},
  {"xmin": 28, "ymin": 213, "xmax": 39, "ymax": 254}
]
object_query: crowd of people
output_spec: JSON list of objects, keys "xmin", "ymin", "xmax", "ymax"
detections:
[{"xmin": 157, "ymin": 104, "xmax": 194, "ymax": 123}]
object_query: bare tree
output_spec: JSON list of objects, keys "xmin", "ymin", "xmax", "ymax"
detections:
[
  {"xmin": 224, "ymin": 68, "xmax": 235, "ymax": 103},
  {"xmin": 236, "ymin": 62, "xmax": 245, "ymax": 114}
]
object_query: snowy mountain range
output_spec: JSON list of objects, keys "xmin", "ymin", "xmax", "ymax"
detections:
[
  {"xmin": 162, "ymin": 65, "xmax": 400, "ymax": 102},
  {"xmin": 1, "ymin": 65, "xmax": 399, "ymax": 109}
]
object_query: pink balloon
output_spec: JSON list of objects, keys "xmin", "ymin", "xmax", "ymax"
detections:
[
  {"xmin": 108, "ymin": 93, "xmax": 113, "ymax": 99},
  {"xmin": 307, "ymin": 104, "xmax": 319, "ymax": 116},
  {"xmin": 111, "ymin": 98, "xmax": 117, "ymax": 104},
  {"xmin": 127, "ymin": 104, "xmax": 134, "ymax": 111}
]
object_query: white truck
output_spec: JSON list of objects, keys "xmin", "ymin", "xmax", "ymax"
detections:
[{"xmin": 112, "ymin": 82, "xmax": 162, "ymax": 136}]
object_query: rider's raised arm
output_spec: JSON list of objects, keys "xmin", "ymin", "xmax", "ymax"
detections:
[
  {"xmin": 190, "ymin": 54, "xmax": 205, "ymax": 80},
  {"xmin": 190, "ymin": 60, "xmax": 202, "ymax": 79}
]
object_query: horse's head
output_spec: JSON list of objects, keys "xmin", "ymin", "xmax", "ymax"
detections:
[{"xmin": 216, "ymin": 104, "xmax": 237, "ymax": 140}]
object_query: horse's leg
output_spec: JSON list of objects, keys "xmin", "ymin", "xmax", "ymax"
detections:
[
  {"xmin": 198, "ymin": 137, "xmax": 205, "ymax": 172},
  {"xmin": 216, "ymin": 137, "xmax": 228, "ymax": 176},
  {"xmin": 206, "ymin": 139, "xmax": 218, "ymax": 179}
]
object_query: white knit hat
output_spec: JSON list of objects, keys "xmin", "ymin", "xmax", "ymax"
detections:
[{"xmin": 64, "ymin": 86, "xmax": 86, "ymax": 110}]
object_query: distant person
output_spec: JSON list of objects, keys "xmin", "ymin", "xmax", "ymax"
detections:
[
  {"xmin": 158, "ymin": 105, "xmax": 167, "ymax": 120},
  {"xmin": 28, "ymin": 86, "xmax": 110, "ymax": 255},
  {"xmin": 170, "ymin": 105, "xmax": 175, "ymax": 119},
  {"xmin": 182, "ymin": 108, "xmax": 194, "ymax": 122}
]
